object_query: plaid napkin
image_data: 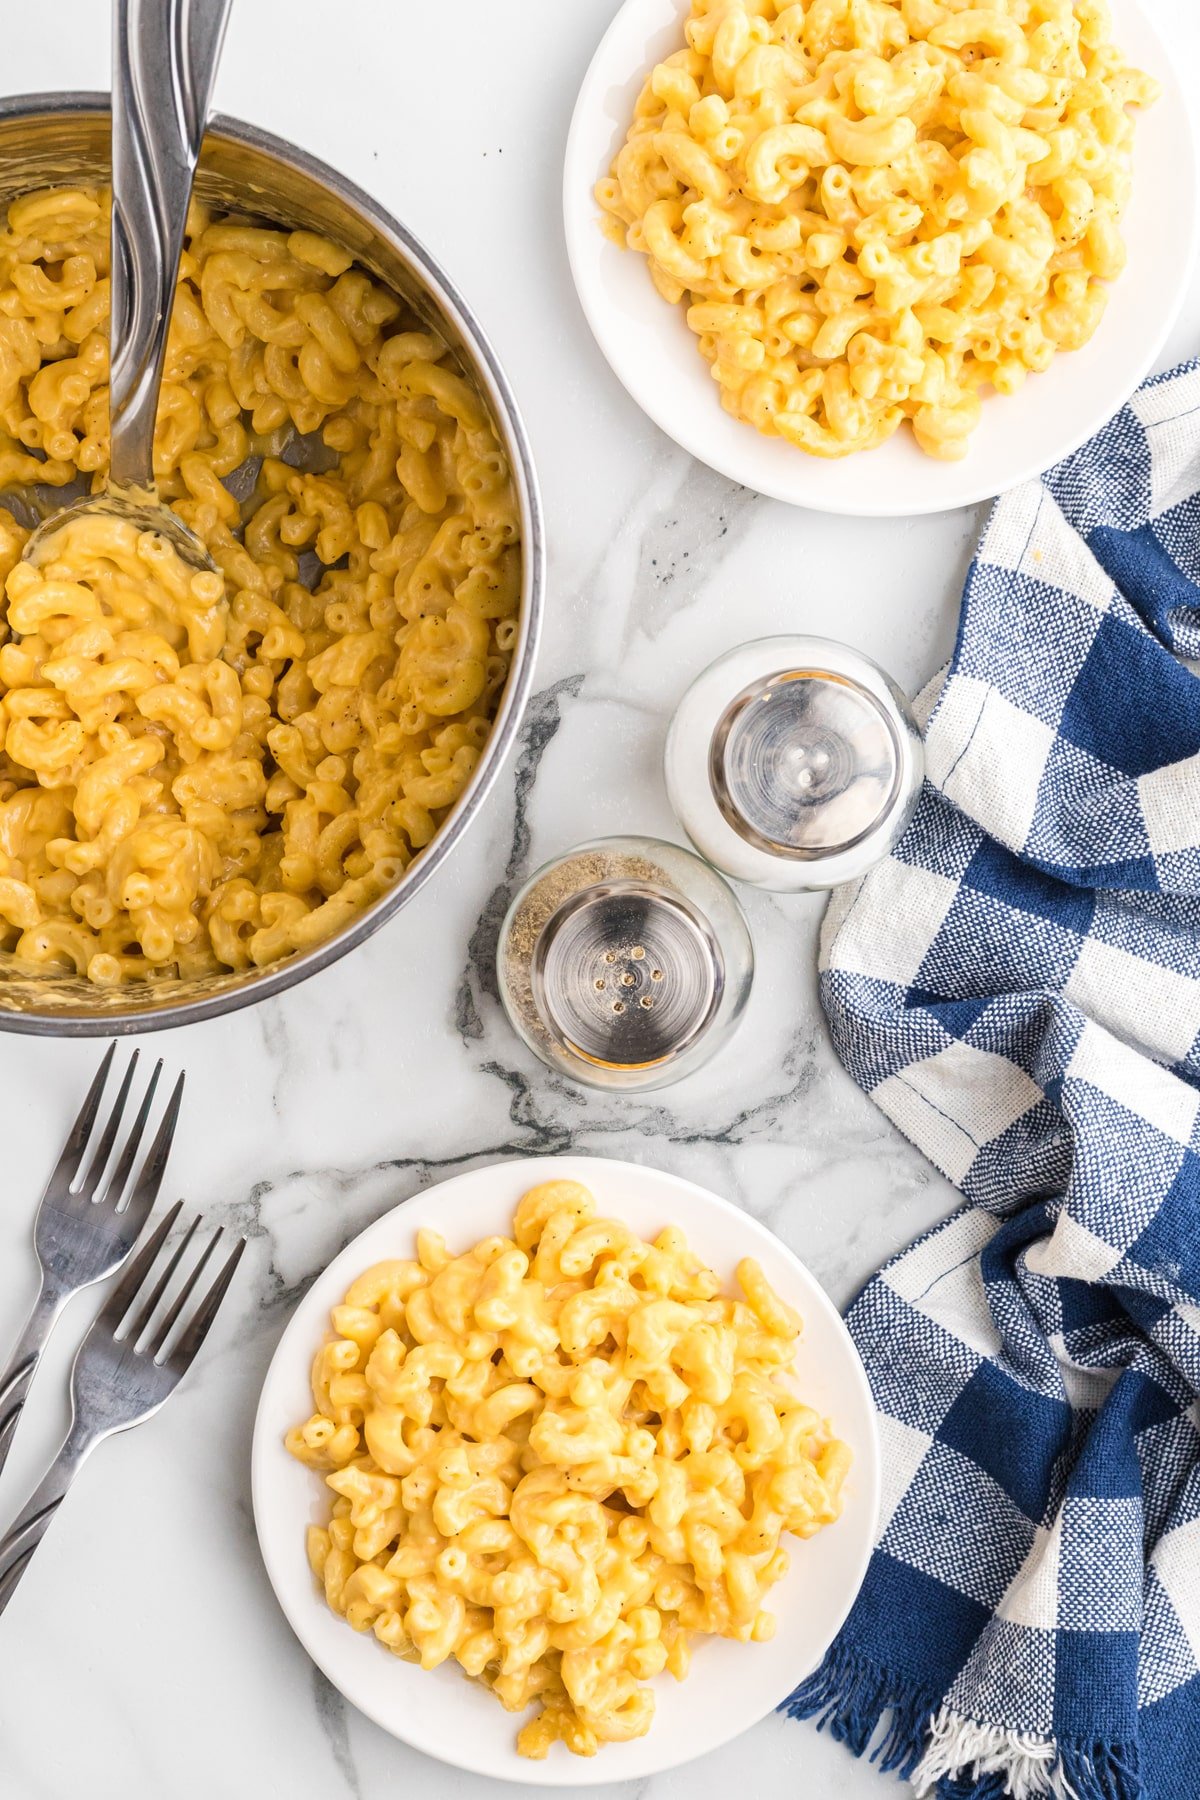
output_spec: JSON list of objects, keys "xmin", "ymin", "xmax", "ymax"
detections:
[{"xmin": 785, "ymin": 362, "xmax": 1200, "ymax": 1800}]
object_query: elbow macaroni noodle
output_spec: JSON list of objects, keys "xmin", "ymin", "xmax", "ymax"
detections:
[
  {"xmin": 597, "ymin": 0, "xmax": 1157, "ymax": 459},
  {"xmin": 286, "ymin": 1180, "xmax": 851, "ymax": 1759},
  {"xmin": 0, "ymin": 186, "xmax": 520, "ymax": 984}
]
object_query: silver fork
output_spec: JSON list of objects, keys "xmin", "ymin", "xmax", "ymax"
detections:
[
  {"xmin": 0, "ymin": 1201, "xmax": 246, "ymax": 1614},
  {"xmin": 0, "ymin": 1045, "xmax": 184, "ymax": 1482}
]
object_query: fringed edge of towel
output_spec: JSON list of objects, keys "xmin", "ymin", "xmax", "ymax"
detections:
[
  {"xmin": 781, "ymin": 1644, "xmax": 1142, "ymax": 1800},
  {"xmin": 781, "ymin": 1636, "xmax": 938, "ymax": 1777},
  {"xmin": 914, "ymin": 1706, "xmax": 1142, "ymax": 1800}
]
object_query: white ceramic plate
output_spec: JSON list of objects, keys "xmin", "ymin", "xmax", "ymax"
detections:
[
  {"xmin": 563, "ymin": 0, "xmax": 1196, "ymax": 516},
  {"xmin": 252, "ymin": 1155, "xmax": 879, "ymax": 1784}
]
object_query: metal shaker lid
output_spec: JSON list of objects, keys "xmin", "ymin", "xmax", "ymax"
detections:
[
  {"xmin": 532, "ymin": 880, "xmax": 722, "ymax": 1072},
  {"xmin": 711, "ymin": 665, "xmax": 904, "ymax": 860}
]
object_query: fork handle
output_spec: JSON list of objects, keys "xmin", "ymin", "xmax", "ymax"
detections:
[
  {"xmin": 0, "ymin": 1422, "xmax": 93, "ymax": 1617},
  {"xmin": 0, "ymin": 1281, "xmax": 61, "ymax": 1483}
]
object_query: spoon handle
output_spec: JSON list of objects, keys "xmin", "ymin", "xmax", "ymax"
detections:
[{"xmin": 109, "ymin": 0, "xmax": 233, "ymax": 492}]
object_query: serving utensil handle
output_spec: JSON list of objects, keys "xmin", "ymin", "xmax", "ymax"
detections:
[
  {"xmin": 0, "ymin": 1420, "xmax": 94, "ymax": 1618},
  {"xmin": 109, "ymin": 0, "xmax": 233, "ymax": 491},
  {"xmin": 0, "ymin": 1280, "xmax": 60, "ymax": 1484}
]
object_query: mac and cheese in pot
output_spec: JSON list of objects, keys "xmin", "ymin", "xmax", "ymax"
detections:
[{"xmin": 0, "ymin": 186, "xmax": 521, "ymax": 986}]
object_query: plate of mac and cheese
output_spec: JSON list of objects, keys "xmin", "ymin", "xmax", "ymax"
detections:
[
  {"xmin": 0, "ymin": 185, "xmax": 524, "ymax": 997},
  {"xmin": 564, "ymin": 0, "xmax": 1195, "ymax": 514},
  {"xmin": 252, "ymin": 1157, "xmax": 879, "ymax": 1781}
]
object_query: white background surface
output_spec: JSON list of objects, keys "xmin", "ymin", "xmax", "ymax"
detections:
[{"xmin": 0, "ymin": 5, "xmax": 1197, "ymax": 1799}]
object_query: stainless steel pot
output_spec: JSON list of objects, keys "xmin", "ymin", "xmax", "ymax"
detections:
[{"xmin": 0, "ymin": 95, "xmax": 544, "ymax": 1035}]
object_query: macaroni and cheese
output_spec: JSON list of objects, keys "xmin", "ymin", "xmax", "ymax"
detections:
[
  {"xmin": 286, "ymin": 1179, "xmax": 850, "ymax": 1758},
  {"xmin": 598, "ymin": 0, "xmax": 1157, "ymax": 459},
  {"xmin": 0, "ymin": 186, "xmax": 520, "ymax": 984}
]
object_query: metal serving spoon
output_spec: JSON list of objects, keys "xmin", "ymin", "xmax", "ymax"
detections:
[{"xmin": 22, "ymin": 0, "xmax": 233, "ymax": 569}]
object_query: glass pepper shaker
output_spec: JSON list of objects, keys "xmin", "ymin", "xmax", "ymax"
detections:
[{"xmin": 496, "ymin": 835, "xmax": 753, "ymax": 1091}]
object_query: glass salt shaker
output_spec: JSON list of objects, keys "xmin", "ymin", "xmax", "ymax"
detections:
[
  {"xmin": 496, "ymin": 835, "xmax": 753, "ymax": 1091},
  {"xmin": 664, "ymin": 636, "xmax": 923, "ymax": 891}
]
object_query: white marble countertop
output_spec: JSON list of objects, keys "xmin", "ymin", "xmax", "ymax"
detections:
[{"xmin": 0, "ymin": 4, "xmax": 1197, "ymax": 1797}]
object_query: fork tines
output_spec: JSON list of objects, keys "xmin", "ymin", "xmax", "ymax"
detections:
[
  {"xmin": 47, "ymin": 1045, "xmax": 185, "ymax": 1235},
  {"xmin": 100, "ymin": 1201, "xmax": 246, "ymax": 1369}
]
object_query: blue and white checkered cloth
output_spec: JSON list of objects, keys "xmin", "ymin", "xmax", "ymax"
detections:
[{"xmin": 785, "ymin": 362, "xmax": 1200, "ymax": 1800}]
